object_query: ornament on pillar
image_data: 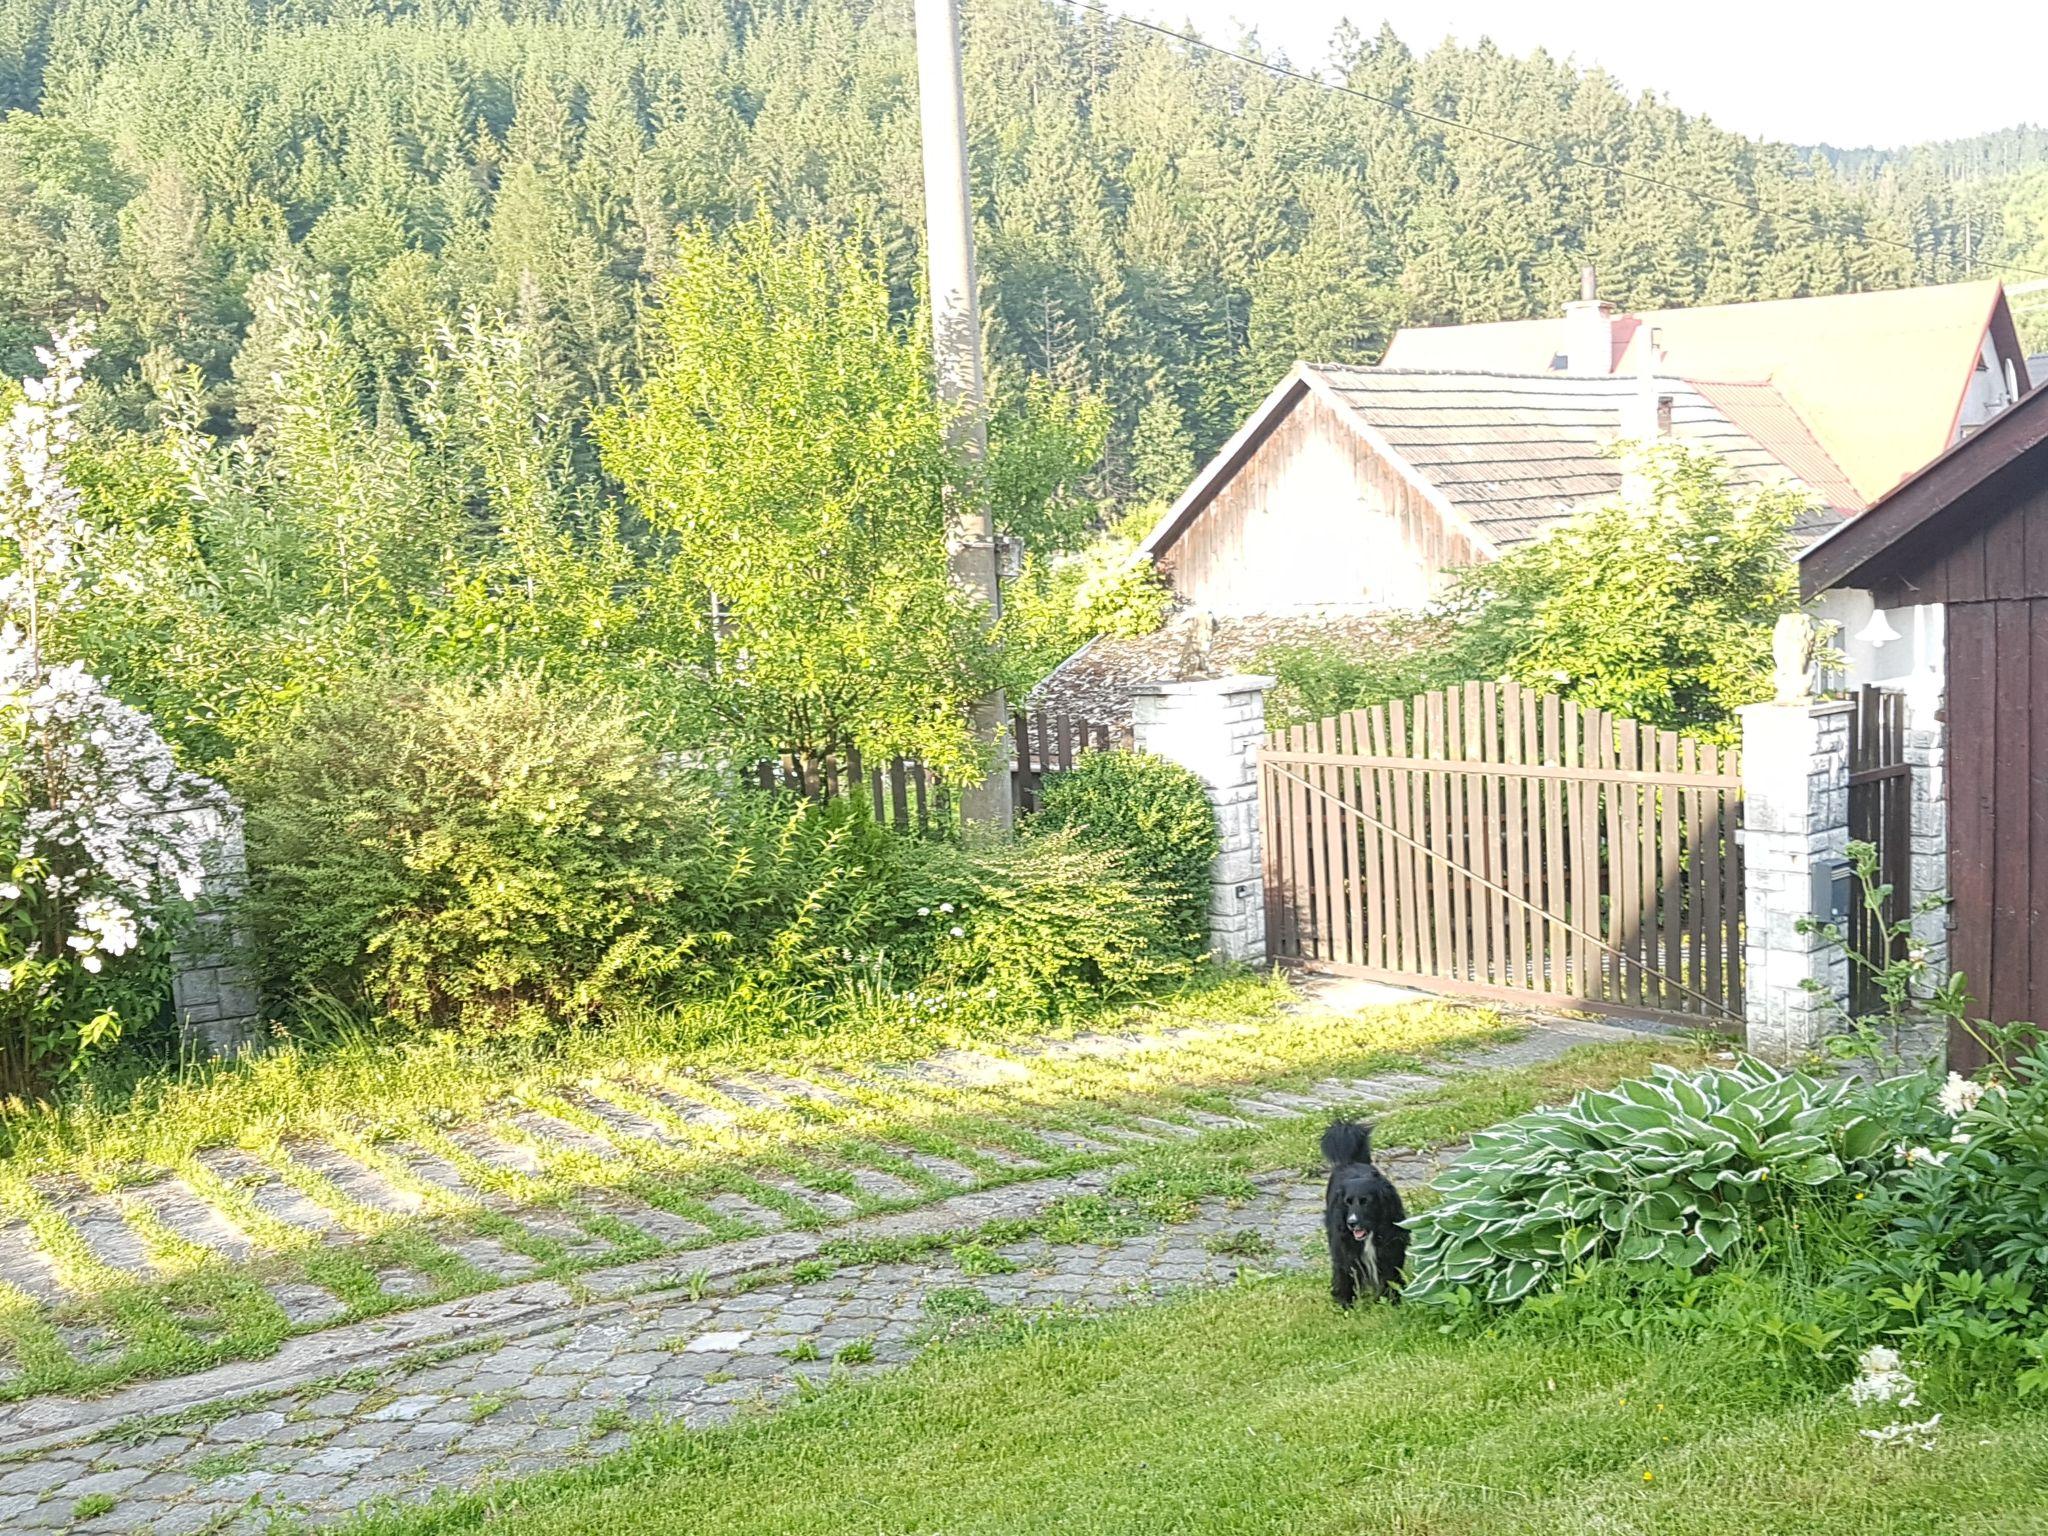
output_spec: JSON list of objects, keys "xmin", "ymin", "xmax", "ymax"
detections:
[{"xmin": 1770, "ymin": 612, "xmax": 1825, "ymax": 704}]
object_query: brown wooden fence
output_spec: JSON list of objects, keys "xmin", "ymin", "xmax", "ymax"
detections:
[
  {"xmin": 1011, "ymin": 711, "xmax": 1131, "ymax": 814},
  {"xmin": 751, "ymin": 710, "xmax": 1124, "ymax": 831},
  {"xmin": 1846, "ymin": 685, "xmax": 1911, "ymax": 1014},
  {"xmin": 1260, "ymin": 682, "xmax": 1745, "ymax": 1029}
]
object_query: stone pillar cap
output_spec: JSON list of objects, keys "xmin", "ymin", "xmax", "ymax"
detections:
[{"xmin": 1128, "ymin": 674, "xmax": 1276, "ymax": 697}]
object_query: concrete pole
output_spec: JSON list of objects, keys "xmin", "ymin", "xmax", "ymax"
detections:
[{"xmin": 913, "ymin": 0, "xmax": 1013, "ymax": 830}]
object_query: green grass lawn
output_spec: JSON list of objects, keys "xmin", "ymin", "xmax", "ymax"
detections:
[{"xmin": 351, "ymin": 1271, "xmax": 2048, "ymax": 1536}]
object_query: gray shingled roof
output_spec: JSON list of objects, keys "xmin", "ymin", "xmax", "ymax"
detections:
[{"xmin": 1312, "ymin": 366, "xmax": 1836, "ymax": 548}]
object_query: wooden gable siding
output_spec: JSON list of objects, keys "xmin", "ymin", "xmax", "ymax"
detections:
[
  {"xmin": 1861, "ymin": 469, "xmax": 2048, "ymax": 609},
  {"xmin": 1856, "ymin": 467, "xmax": 2048, "ymax": 1069},
  {"xmin": 1156, "ymin": 392, "xmax": 1488, "ymax": 615}
]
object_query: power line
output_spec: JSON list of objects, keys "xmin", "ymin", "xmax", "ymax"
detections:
[{"xmin": 1057, "ymin": 0, "xmax": 2048, "ymax": 288}]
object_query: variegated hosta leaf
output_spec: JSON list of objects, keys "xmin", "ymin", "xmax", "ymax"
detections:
[{"xmin": 1403, "ymin": 1058, "xmax": 1889, "ymax": 1308}]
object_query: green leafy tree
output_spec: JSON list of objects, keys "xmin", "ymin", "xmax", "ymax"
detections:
[
  {"xmin": 1443, "ymin": 445, "xmax": 1803, "ymax": 739},
  {"xmin": 599, "ymin": 215, "xmax": 1002, "ymax": 781}
]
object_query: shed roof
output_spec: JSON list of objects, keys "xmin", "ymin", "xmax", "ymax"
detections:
[
  {"xmin": 1028, "ymin": 610, "xmax": 1417, "ymax": 730},
  {"xmin": 1381, "ymin": 281, "xmax": 2025, "ymax": 506}
]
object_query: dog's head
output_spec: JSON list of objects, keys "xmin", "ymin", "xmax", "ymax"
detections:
[{"xmin": 1332, "ymin": 1171, "xmax": 1381, "ymax": 1242}]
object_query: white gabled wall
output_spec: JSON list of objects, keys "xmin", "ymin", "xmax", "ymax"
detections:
[{"xmin": 1155, "ymin": 393, "xmax": 1486, "ymax": 616}]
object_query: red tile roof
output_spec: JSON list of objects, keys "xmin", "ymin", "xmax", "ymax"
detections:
[{"xmin": 1688, "ymin": 379, "xmax": 1866, "ymax": 516}]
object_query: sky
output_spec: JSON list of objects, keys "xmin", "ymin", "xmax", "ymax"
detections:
[{"xmin": 1147, "ymin": 2, "xmax": 2048, "ymax": 149}]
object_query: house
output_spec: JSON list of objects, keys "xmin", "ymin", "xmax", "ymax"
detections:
[
  {"xmin": 1135, "ymin": 364, "xmax": 1846, "ymax": 618},
  {"xmin": 1034, "ymin": 276, "xmax": 2031, "ymax": 723},
  {"xmin": 1383, "ymin": 276, "xmax": 2033, "ymax": 506},
  {"xmin": 1799, "ymin": 379, "xmax": 2048, "ymax": 1070}
]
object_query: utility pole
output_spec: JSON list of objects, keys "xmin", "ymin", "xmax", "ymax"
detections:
[{"xmin": 913, "ymin": 0, "xmax": 1014, "ymax": 831}]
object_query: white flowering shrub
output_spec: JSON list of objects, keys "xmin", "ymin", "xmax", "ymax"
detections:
[
  {"xmin": 1837, "ymin": 1024, "xmax": 2048, "ymax": 1371},
  {"xmin": 0, "ymin": 325, "xmax": 214, "ymax": 1096}
]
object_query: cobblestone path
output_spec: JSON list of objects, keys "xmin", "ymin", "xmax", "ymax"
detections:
[{"xmin": 0, "ymin": 1014, "xmax": 1652, "ymax": 1533}]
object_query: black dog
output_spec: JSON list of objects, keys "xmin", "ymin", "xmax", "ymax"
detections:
[{"xmin": 1321, "ymin": 1120, "xmax": 1408, "ymax": 1307}]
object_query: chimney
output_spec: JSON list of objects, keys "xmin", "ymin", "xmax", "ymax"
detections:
[
  {"xmin": 1562, "ymin": 264, "xmax": 1615, "ymax": 374},
  {"xmin": 1623, "ymin": 325, "xmax": 1672, "ymax": 441}
]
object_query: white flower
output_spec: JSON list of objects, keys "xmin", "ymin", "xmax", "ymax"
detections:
[
  {"xmin": 0, "ymin": 968, "xmax": 12, "ymax": 991},
  {"xmin": 949, "ymin": 926, "xmax": 965, "ymax": 939},
  {"xmin": 79, "ymin": 953, "xmax": 101, "ymax": 973},
  {"xmin": 1895, "ymin": 1144, "xmax": 1949, "ymax": 1169},
  {"xmin": 1847, "ymin": 1345, "xmax": 1919, "ymax": 1409},
  {"xmin": 0, "ymin": 882, "xmax": 19, "ymax": 900},
  {"xmin": 939, "ymin": 903, "xmax": 954, "ymax": 914},
  {"xmin": 1860, "ymin": 1413, "xmax": 1941, "ymax": 1451},
  {"xmin": 1937, "ymin": 1072, "xmax": 1986, "ymax": 1117},
  {"xmin": 917, "ymin": 907, "xmax": 930, "ymax": 917}
]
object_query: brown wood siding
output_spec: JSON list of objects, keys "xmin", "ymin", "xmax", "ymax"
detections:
[
  {"xmin": 1875, "ymin": 470, "xmax": 2048, "ymax": 1068},
  {"xmin": 1158, "ymin": 394, "xmax": 1487, "ymax": 614},
  {"xmin": 1866, "ymin": 471, "xmax": 2048, "ymax": 608}
]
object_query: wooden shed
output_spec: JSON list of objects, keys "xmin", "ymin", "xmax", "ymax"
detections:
[{"xmin": 1802, "ymin": 384, "xmax": 2048, "ymax": 1068}]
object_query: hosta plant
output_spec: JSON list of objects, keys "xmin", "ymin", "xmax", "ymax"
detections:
[{"xmin": 1405, "ymin": 1058, "xmax": 1893, "ymax": 1306}]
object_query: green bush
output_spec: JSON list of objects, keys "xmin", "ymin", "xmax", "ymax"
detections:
[
  {"xmin": 1255, "ymin": 635, "xmax": 1453, "ymax": 731},
  {"xmin": 1030, "ymin": 751, "xmax": 1218, "ymax": 956},
  {"xmin": 897, "ymin": 829, "xmax": 1190, "ymax": 1020},
  {"xmin": 1406, "ymin": 1059, "xmax": 1888, "ymax": 1307},
  {"xmin": 238, "ymin": 675, "xmax": 765, "ymax": 1037}
]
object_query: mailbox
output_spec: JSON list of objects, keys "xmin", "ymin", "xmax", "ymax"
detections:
[{"xmin": 1811, "ymin": 856, "xmax": 1855, "ymax": 927}]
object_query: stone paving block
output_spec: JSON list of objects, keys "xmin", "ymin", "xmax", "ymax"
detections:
[
  {"xmin": 844, "ymin": 1168, "xmax": 919, "ymax": 1203},
  {"xmin": 283, "ymin": 1144, "xmax": 426, "ymax": 1218},
  {"xmin": 440, "ymin": 1130, "xmax": 543, "ymax": 1182},
  {"xmin": 880, "ymin": 1149, "xmax": 979, "ymax": 1186},
  {"xmin": 699, "ymin": 1193, "xmax": 786, "ymax": 1231},
  {"xmin": 193, "ymin": 1149, "xmax": 342, "ymax": 1239},
  {"xmin": 504, "ymin": 1112, "xmax": 619, "ymax": 1162},
  {"xmin": 31, "ymin": 1178, "xmax": 155, "ymax": 1277},
  {"xmin": 126, "ymin": 1179, "xmax": 258, "ymax": 1262}
]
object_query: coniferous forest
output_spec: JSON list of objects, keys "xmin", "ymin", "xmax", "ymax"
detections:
[{"xmin": 1, "ymin": 0, "xmax": 2043, "ymax": 506}]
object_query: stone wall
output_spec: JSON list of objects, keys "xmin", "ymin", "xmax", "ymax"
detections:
[
  {"xmin": 1738, "ymin": 700, "xmax": 1852, "ymax": 1060},
  {"xmin": 158, "ymin": 792, "xmax": 264, "ymax": 1055},
  {"xmin": 1129, "ymin": 675, "xmax": 1271, "ymax": 965}
]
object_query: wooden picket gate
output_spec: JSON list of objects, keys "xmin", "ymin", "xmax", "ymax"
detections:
[{"xmin": 1260, "ymin": 682, "xmax": 1746, "ymax": 1029}]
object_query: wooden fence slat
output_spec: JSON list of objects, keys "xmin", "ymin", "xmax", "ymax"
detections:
[
  {"xmin": 1425, "ymin": 691, "xmax": 1455, "ymax": 983},
  {"xmin": 1502, "ymin": 680, "xmax": 1529, "ymax": 991},
  {"xmin": 1357, "ymin": 708, "xmax": 1390, "ymax": 972},
  {"xmin": 1588, "ymin": 709, "xmax": 1614, "ymax": 1007},
  {"xmin": 1482, "ymin": 684, "xmax": 1515, "ymax": 987},
  {"xmin": 1658, "ymin": 730, "xmax": 1683, "ymax": 1014},
  {"xmin": 1288, "ymin": 722, "xmax": 1315, "ymax": 960},
  {"xmin": 1725, "ymin": 742, "xmax": 1745, "ymax": 1016},
  {"xmin": 1540, "ymin": 692, "xmax": 1567, "ymax": 995},
  {"xmin": 1340, "ymin": 711, "xmax": 1368, "ymax": 968},
  {"xmin": 1681, "ymin": 739, "xmax": 1704, "ymax": 1011},
  {"xmin": 1313, "ymin": 713, "xmax": 1341, "ymax": 964},
  {"xmin": 1701, "ymin": 739, "xmax": 1724, "ymax": 1012}
]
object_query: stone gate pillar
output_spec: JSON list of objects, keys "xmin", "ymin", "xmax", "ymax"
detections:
[
  {"xmin": 1737, "ymin": 699, "xmax": 1852, "ymax": 1059},
  {"xmin": 160, "ymin": 791, "xmax": 265, "ymax": 1056},
  {"xmin": 1129, "ymin": 675, "xmax": 1272, "ymax": 966}
]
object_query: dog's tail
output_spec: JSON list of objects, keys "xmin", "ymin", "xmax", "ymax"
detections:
[{"xmin": 1320, "ymin": 1119, "xmax": 1373, "ymax": 1166}]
